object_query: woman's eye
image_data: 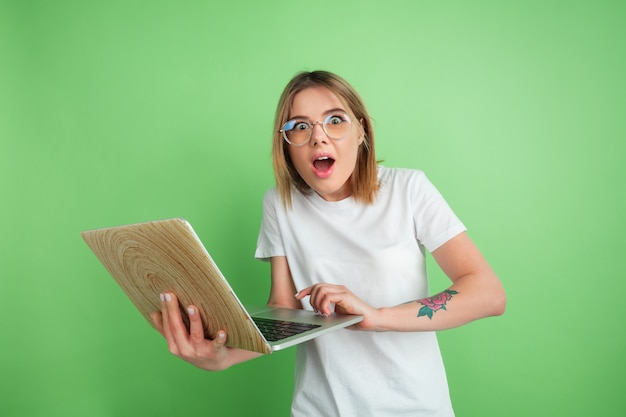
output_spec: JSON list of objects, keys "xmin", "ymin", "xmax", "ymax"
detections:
[
  {"xmin": 328, "ymin": 115, "xmax": 344, "ymax": 125},
  {"xmin": 295, "ymin": 122, "xmax": 309, "ymax": 131}
]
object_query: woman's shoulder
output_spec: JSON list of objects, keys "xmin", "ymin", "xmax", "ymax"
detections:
[
  {"xmin": 262, "ymin": 186, "xmax": 279, "ymax": 199},
  {"xmin": 378, "ymin": 165, "xmax": 428, "ymax": 185},
  {"xmin": 260, "ymin": 187, "xmax": 281, "ymax": 209}
]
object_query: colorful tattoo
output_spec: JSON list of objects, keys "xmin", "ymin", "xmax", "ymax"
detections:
[{"xmin": 416, "ymin": 290, "xmax": 459, "ymax": 319}]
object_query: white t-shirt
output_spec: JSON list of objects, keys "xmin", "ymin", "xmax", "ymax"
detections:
[{"xmin": 255, "ymin": 166, "xmax": 466, "ymax": 417}]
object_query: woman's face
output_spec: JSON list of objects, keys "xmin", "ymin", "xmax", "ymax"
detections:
[{"xmin": 286, "ymin": 86, "xmax": 364, "ymax": 202}]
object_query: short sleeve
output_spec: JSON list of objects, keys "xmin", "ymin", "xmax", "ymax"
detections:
[
  {"xmin": 254, "ymin": 188, "xmax": 286, "ymax": 261},
  {"xmin": 410, "ymin": 171, "xmax": 467, "ymax": 252}
]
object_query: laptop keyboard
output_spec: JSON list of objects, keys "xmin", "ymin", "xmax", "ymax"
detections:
[{"xmin": 252, "ymin": 317, "xmax": 321, "ymax": 342}]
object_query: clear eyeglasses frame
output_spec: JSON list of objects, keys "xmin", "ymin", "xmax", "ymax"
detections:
[{"xmin": 279, "ymin": 113, "xmax": 352, "ymax": 146}]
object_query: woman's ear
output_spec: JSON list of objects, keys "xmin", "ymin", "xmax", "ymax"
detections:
[{"xmin": 358, "ymin": 118, "xmax": 366, "ymax": 145}]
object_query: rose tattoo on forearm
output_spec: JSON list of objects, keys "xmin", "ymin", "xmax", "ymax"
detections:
[{"xmin": 416, "ymin": 290, "xmax": 459, "ymax": 319}]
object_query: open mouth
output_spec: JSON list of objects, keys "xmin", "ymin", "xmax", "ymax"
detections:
[{"xmin": 313, "ymin": 156, "xmax": 335, "ymax": 172}]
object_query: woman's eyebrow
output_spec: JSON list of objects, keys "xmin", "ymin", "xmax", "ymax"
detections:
[{"xmin": 289, "ymin": 107, "xmax": 348, "ymax": 120}]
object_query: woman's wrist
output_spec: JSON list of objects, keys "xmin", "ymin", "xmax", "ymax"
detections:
[{"xmin": 365, "ymin": 307, "xmax": 391, "ymax": 332}]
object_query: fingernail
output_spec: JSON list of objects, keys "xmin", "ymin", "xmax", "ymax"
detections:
[
  {"xmin": 294, "ymin": 291, "xmax": 300, "ymax": 298},
  {"xmin": 187, "ymin": 307, "xmax": 195, "ymax": 315},
  {"xmin": 217, "ymin": 332, "xmax": 225, "ymax": 340},
  {"xmin": 159, "ymin": 293, "xmax": 165, "ymax": 302},
  {"xmin": 164, "ymin": 293, "xmax": 172, "ymax": 302}
]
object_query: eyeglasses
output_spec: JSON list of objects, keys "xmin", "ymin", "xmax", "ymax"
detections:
[{"xmin": 280, "ymin": 113, "xmax": 352, "ymax": 146}]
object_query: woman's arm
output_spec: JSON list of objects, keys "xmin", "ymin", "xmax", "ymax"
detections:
[
  {"xmin": 296, "ymin": 232, "xmax": 506, "ymax": 332},
  {"xmin": 267, "ymin": 256, "xmax": 302, "ymax": 309}
]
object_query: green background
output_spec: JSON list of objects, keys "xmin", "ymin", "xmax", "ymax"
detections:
[{"xmin": 1, "ymin": 1, "xmax": 624, "ymax": 416}]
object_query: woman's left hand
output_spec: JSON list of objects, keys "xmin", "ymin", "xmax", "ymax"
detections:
[{"xmin": 295, "ymin": 284, "xmax": 380, "ymax": 331}]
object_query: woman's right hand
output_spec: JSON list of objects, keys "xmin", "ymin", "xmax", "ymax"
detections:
[{"xmin": 150, "ymin": 292, "xmax": 258, "ymax": 371}]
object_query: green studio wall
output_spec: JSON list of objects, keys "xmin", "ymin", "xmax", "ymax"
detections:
[{"xmin": 1, "ymin": 1, "xmax": 624, "ymax": 416}]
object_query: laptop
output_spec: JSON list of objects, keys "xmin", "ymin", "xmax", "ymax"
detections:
[{"xmin": 81, "ymin": 218, "xmax": 363, "ymax": 354}]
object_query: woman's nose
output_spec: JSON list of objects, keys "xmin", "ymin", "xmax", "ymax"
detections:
[{"xmin": 311, "ymin": 122, "xmax": 328, "ymax": 145}]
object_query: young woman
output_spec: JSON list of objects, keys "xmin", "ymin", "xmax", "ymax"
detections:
[{"xmin": 152, "ymin": 70, "xmax": 506, "ymax": 416}]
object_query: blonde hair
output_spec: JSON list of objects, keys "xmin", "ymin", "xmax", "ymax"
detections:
[{"xmin": 272, "ymin": 70, "xmax": 379, "ymax": 208}]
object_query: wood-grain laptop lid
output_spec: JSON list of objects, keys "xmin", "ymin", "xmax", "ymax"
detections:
[{"xmin": 81, "ymin": 218, "xmax": 272, "ymax": 354}]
